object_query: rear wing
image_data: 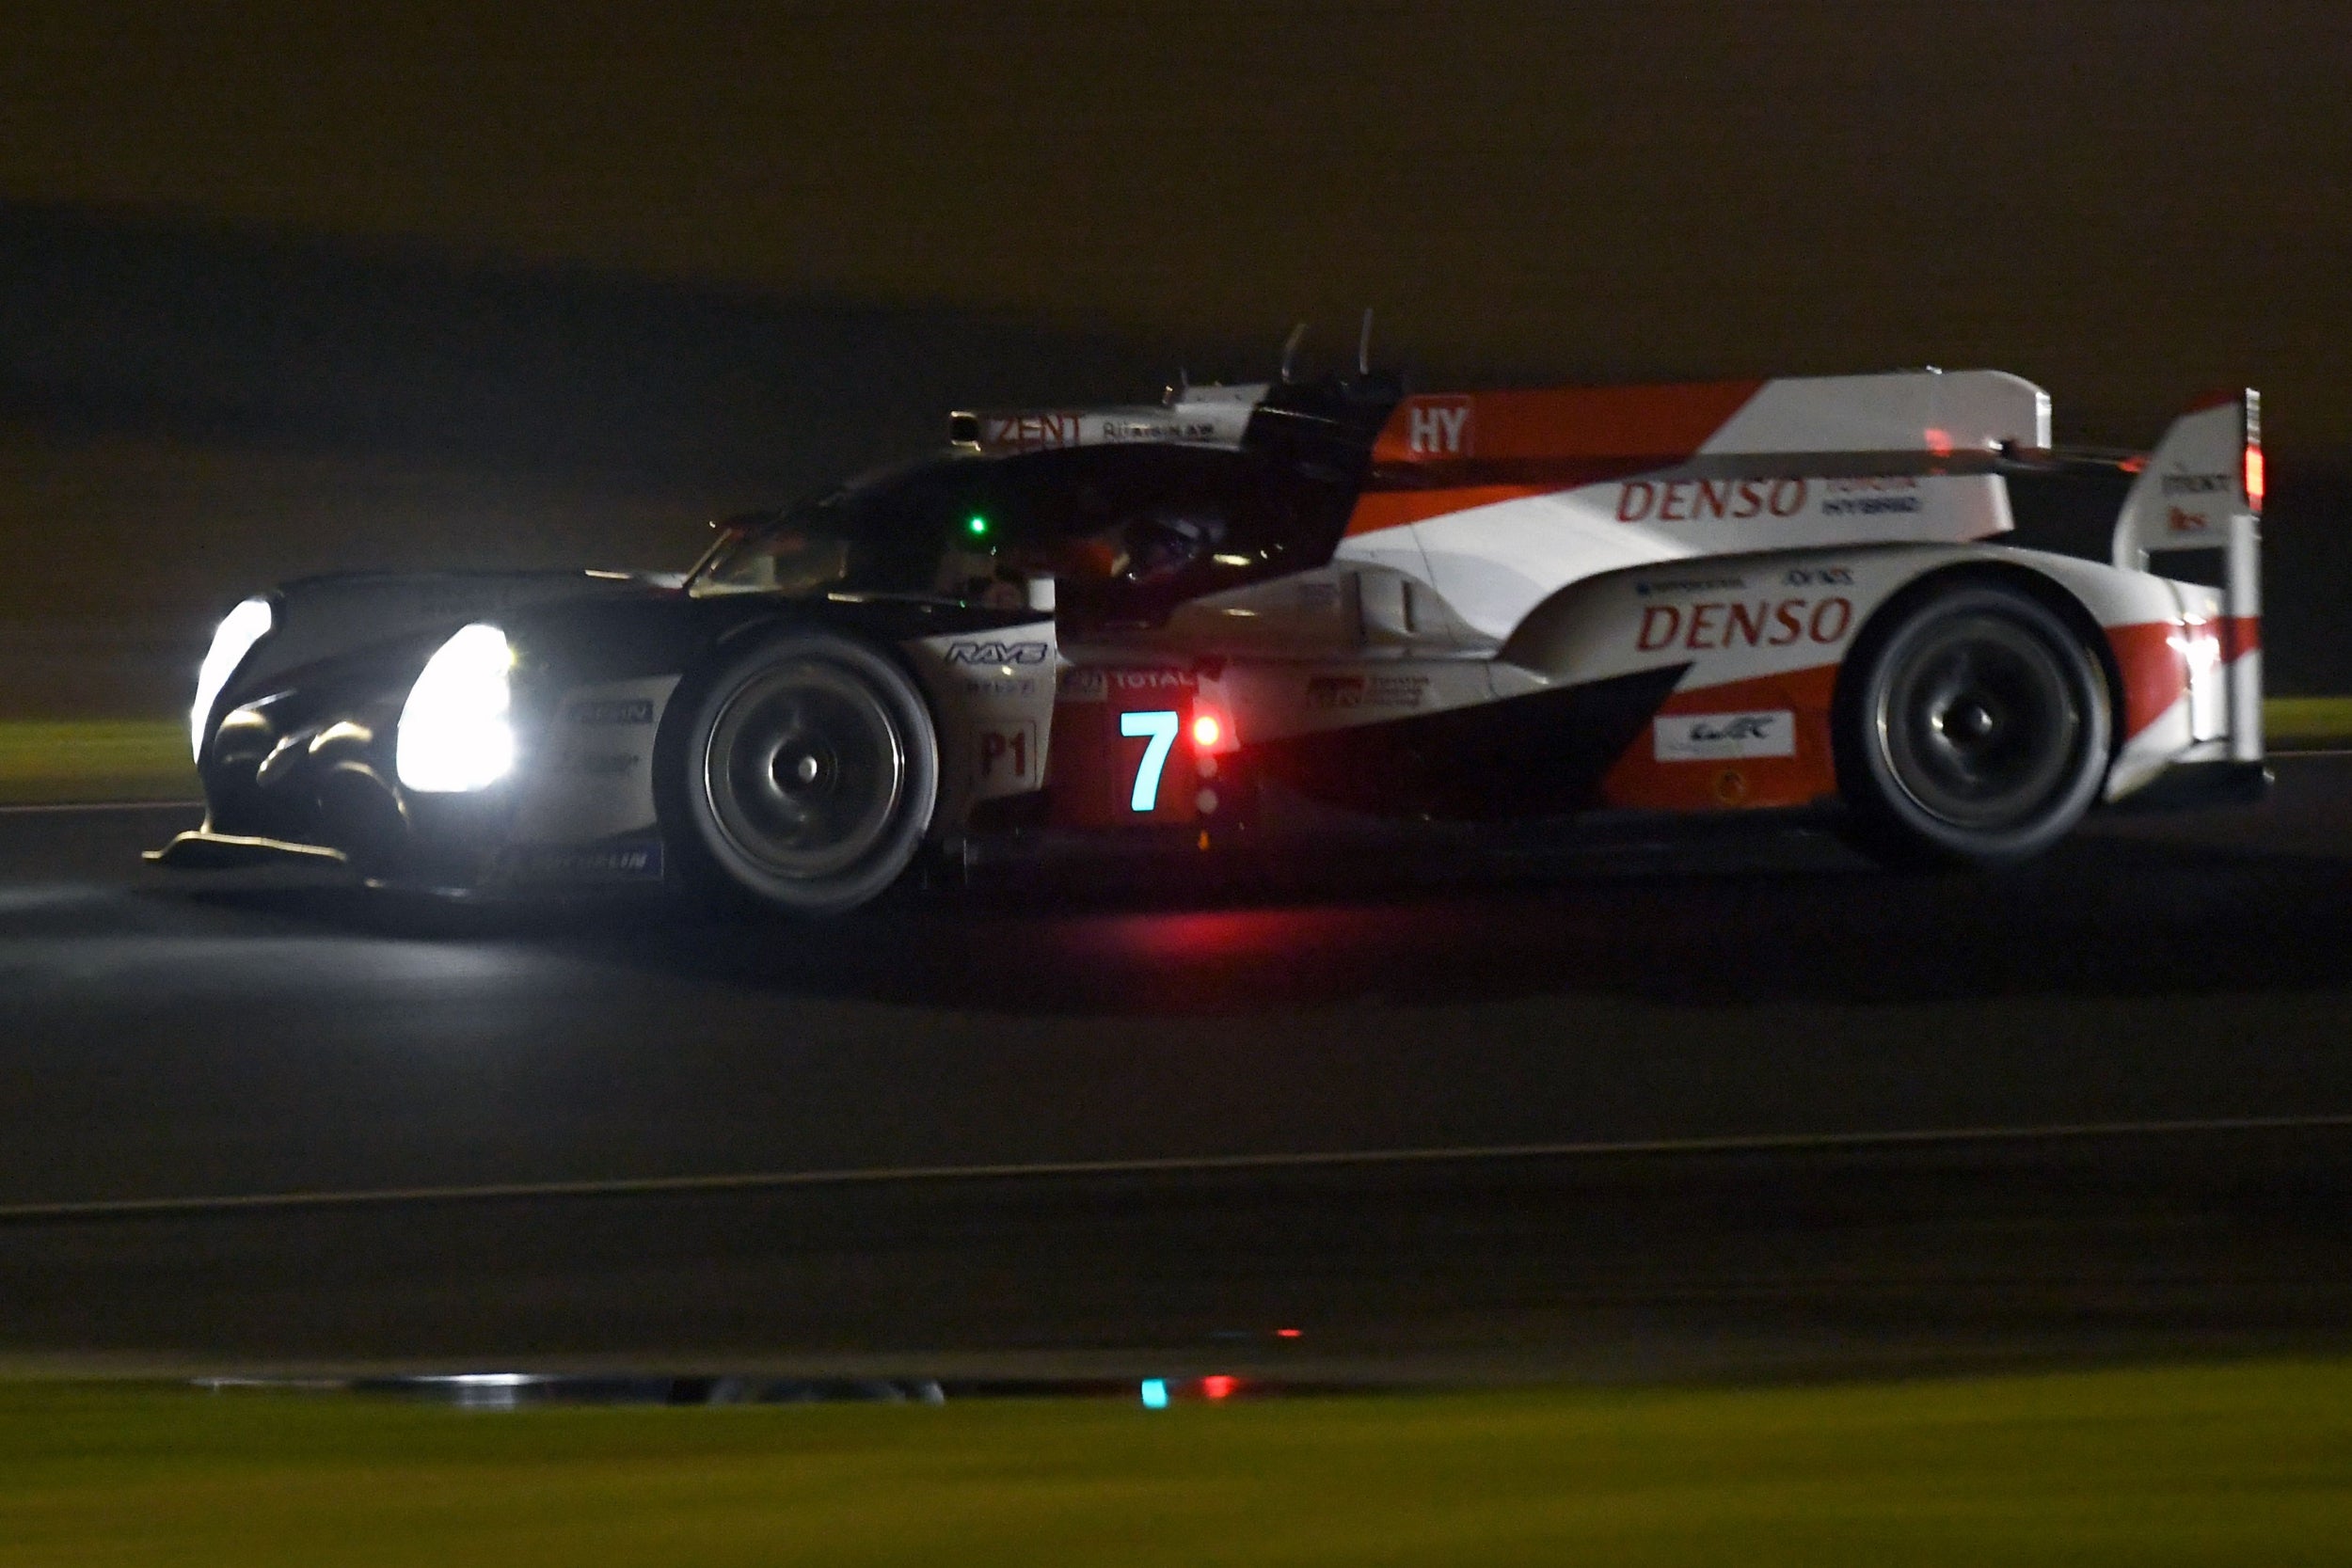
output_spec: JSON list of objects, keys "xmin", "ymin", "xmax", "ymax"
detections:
[{"xmin": 2110, "ymin": 389, "xmax": 2264, "ymax": 762}]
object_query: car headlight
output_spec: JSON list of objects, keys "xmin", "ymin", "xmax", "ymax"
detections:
[
  {"xmin": 396, "ymin": 623, "xmax": 516, "ymax": 793},
  {"xmin": 190, "ymin": 596, "xmax": 276, "ymax": 763}
]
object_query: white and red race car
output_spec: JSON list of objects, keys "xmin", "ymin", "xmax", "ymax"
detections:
[{"xmin": 164, "ymin": 366, "xmax": 2264, "ymax": 913}]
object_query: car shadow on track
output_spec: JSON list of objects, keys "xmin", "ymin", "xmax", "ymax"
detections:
[{"xmin": 163, "ymin": 816, "xmax": 2352, "ymax": 1019}]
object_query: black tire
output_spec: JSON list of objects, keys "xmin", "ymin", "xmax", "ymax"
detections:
[
  {"xmin": 673, "ymin": 631, "xmax": 940, "ymax": 915},
  {"xmin": 1837, "ymin": 580, "xmax": 2111, "ymax": 867}
]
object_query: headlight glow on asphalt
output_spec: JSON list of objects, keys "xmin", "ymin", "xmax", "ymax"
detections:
[
  {"xmin": 396, "ymin": 623, "xmax": 516, "ymax": 792},
  {"xmin": 189, "ymin": 597, "xmax": 275, "ymax": 763}
]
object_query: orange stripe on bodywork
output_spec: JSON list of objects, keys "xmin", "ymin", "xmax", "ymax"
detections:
[
  {"xmin": 2106, "ymin": 616, "xmax": 2256, "ymax": 740},
  {"xmin": 1348, "ymin": 379, "xmax": 1766, "ymax": 537},
  {"xmin": 1598, "ymin": 662, "xmax": 1841, "ymax": 814},
  {"xmin": 2106, "ymin": 622, "xmax": 2190, "ymax": 740},
  {"xmin": 1370, "ymin": 381, "xmax": 1767, "ymax": 467}
]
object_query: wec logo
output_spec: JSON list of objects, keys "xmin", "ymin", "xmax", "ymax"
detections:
[
  {"xmin": 946, "ymin": 641, "xmax": 1051, "ymax": 666},
  {"xmin": 1690, "ymin": 715, "xmax": 1774, "ymax": 743},
  {"xmin": 1655, "ymin": 709, "xmax": 1796, "ymax": 762}
]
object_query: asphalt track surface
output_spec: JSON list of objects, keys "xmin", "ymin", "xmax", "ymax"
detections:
[{"xmin": 7, "ymin": 763, "xmax": 2352, "ymax": 1382}]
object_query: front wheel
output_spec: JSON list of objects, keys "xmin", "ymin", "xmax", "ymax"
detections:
[
  {"xmin": 674, "ymin": 631, "xmax": 940, "ymax": 914},
  {"xmin": 1837, "ymin": 581, "xmax": 2112, "ymax": 867}
]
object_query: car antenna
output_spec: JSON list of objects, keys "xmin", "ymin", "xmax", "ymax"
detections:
[
  {"xmin": 1279, "ymin": 321, "xmax": 1310, "ymax": 384},
  {"xmin": 1357, "ymin": 309, "xmax": 1375, "ymax": 375}
]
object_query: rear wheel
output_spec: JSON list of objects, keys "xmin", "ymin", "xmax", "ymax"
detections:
[
  {"xmin": 1839, "ymin": 581, "xmax": 2110, "ymax": 867},
  {"xmin": 675, "ymin": 632, "xmax": 939, "ymax": 914}
]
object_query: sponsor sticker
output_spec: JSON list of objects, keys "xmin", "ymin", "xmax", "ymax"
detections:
[
  {"xmin": 1305, "ymin": 673, "xmax": 1430, "ymax": 710},
  {"xmin": 960, "ymin": 674, "xmax": 1041, "ymax": 699},
  {"xmin": 1106, "ymin": 668, "xmax": 1198, "ymax": 692},
  {"xmin": 1096, "ymin": 417, "xmax": 1221, "ymax": 443},
  {"xmin": 1654, "ymin": 711, "xmax": 1797, "ymax": 762},
  {"xmin": 1618, "ymin": 478, "xmax": 1807, "ymax": 524},
  {"xmin": 982, "ymin": 413, "xmax": 1082, "ymax": 451},
  {"xmin": 565, "ymin": 697, "xmax": 655, "ymax": 725},
  {"xmin": 945, "ymin": 640, "xmax": 1051, "ymax": 667},
  {"xmin": 1058, "ymin": 666, "xmax": 1196, "ymax": 704},
  {"xmin": 1820, "ymin": 476, "xmax": 1923, "ymax": 517},
  {"xmin": 1635, "ymin": 596, "xmax": 1853, "ymax": 652},
  {"xmin": 513, "ymin": 840, "xmax": 665, "ymax": 881}
]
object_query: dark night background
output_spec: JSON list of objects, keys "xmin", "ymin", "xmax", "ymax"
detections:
[{"xmin": 4, "ymin": 0, "xmax": 2348, "ymax": 710}]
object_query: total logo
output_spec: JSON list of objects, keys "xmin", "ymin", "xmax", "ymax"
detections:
[
  {"xmin": 945, "ymin": 640, "xmax": 1051, "ymax": 666},
  {"xmin": 1637, "ymin": 595, "xmax": 1853, "ymax": 652},
  {"xmin": 1108, "ymin": 669, "xmax": 1198, "ymax": 691}
]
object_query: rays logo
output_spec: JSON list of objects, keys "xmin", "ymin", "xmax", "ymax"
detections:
[{"xmin": 945, "ymin": 641, "xmax": 1051, "ymax": 666}]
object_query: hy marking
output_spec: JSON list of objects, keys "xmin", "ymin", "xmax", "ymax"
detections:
[{"xmin": 1405, "ymin": 398, "xmax": 1472, "ymax": 456}]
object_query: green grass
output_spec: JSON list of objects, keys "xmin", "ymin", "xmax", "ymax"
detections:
[
  {"xmin": 2263, "ymin": 696, "xmax": 2352, "ymax": 747},
  {"xmin": 0, "ymin": 719, "xmax": 194, "ymax": 802},
  {"xmin": 3, "ymin": 1361, "xmax": 2351, "ymax": 1565}
]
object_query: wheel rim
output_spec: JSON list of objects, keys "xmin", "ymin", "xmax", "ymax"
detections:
[
  {"xmin": 1875, "ymin": 612, "xmax": 2083, "ymax": 829},
  {"xmin": 700, "ymin": 659, "xmax": 908, "ymax": 881}
]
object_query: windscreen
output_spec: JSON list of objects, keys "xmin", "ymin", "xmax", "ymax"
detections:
[
  {"xmin": 689, "ymin": 445, "xmax": 1341, "ymax": 622},
  {"xmin": 691, "ymin": 459, "xmax": 1027, "ymax": 607}
]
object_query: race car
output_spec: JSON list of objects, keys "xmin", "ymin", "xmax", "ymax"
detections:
[{"xmin": 156, "ymin": 363, "xmax": 2266, "ymax": 912}]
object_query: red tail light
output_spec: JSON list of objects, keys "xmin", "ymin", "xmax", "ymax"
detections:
[
  {"xmin": 2244, "ymin": 441, "xmax": 2265, "ymax": 514},
  {"xmin": 1191, "ymin": 712, "xmax": 1223, "ymax": 750}
]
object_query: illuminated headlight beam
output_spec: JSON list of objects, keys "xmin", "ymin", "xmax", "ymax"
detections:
[
  {"xmin": 190, "ymin": 597, "xmax": 275, "ymax": 763},
  {"xmin": 396, "ymin": 623, "xmax": 516, "ymax": 793}
]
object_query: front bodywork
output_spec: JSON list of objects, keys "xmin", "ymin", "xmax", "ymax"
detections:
[{"xmin": 167, "ymin": 572, "xmax": 1048, "ymax": 890}]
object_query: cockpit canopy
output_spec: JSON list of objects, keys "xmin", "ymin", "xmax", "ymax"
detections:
[{"xmin": 691, "ymin": 442, "xmax": 1355, "ymax": 628}]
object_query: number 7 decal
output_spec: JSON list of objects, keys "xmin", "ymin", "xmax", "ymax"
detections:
[{"xmin": 1119, "ymin": 708, "xmax": 1180, "ymax": 813}]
